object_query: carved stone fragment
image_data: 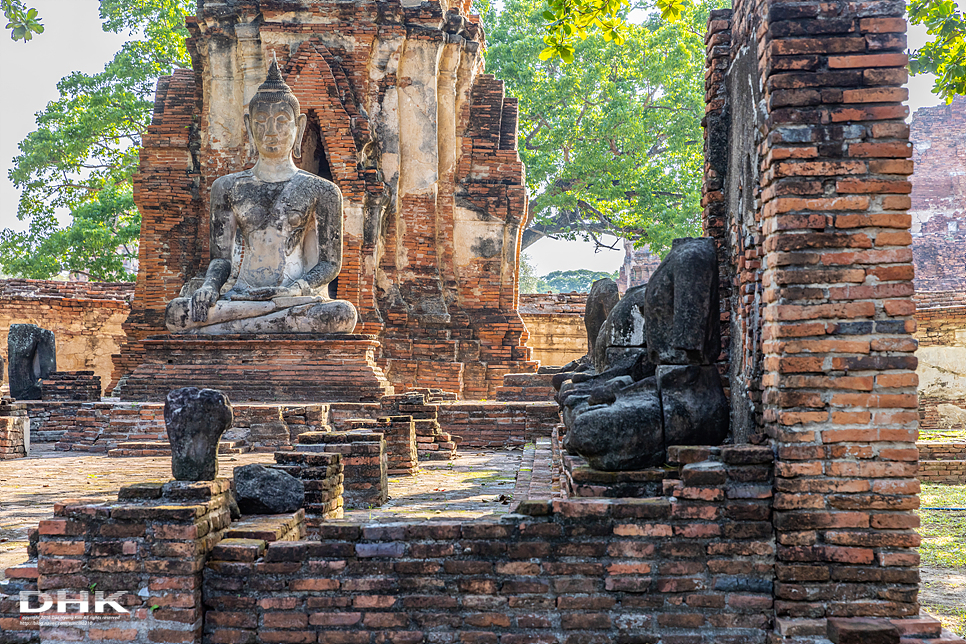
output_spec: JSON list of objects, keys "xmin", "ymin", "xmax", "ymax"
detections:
[
  {"xmin": 165, "ymin": 387, "xmax": 234, "ymax": 481},
  {"xmin": 7, "ymin": 324, "xmax": 56, "ymax": 400}
]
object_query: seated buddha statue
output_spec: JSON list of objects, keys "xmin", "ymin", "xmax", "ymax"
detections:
[{"xmin": 165, "ymin": 58, "xmax": 357, "ymax": 335}]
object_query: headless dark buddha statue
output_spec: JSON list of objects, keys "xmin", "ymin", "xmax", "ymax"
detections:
[{"xmin": 165, "ymin": 58, "xmax": 357, "ymax": 334}]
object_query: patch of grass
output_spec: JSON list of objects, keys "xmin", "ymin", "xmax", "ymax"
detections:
[
  {"xmin": 918, "ymin": 428, "xmax": 966, "ymax": 442},
  {"xmin": 917, "ymin": 484, "xmax": 966, "ymax": 568},
  {"xmin": 920, "ymin": 600, "xmax": 966, "ymax": 637}
]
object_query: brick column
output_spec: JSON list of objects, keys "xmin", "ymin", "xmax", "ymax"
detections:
[{"xmin": 757, "ymin": 0, "xmax": 920, "ymax": 629}]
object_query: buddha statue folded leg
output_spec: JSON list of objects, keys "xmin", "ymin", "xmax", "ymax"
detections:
[{"xmin": 166, "ymin": 297, "xmax": 358, "ymax": 334}]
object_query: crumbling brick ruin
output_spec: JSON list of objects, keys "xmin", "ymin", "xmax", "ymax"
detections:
[
  {"xmin": 910, "ymin": 96, "xmax": 966, "ymax": 291},
  {"xmin": 111, "ymin": 0, "xmax": 535, "ymax": 399},
  {"xmin": 0, "ymin": 280, "xmax": 132, "ymax": 396},
  {"xmin": 4, "ymin": 0, "xmax": 965, "ymax": 641}
]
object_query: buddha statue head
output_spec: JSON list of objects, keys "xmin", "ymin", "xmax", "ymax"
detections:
[{"xmin": 245, "ymin": 55, "xmax": 307, "ymax": 162}]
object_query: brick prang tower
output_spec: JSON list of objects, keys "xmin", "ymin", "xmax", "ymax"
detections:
[{"xmin": 111, "ymin": 0, "xmax": 536, "ymax": 399}]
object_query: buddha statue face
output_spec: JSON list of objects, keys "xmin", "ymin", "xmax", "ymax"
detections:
[
  {"xmin": 244, "ymin": 57, "xmax": 307, "ymax": 163},
  {"xmin": 247, "ymin": 101, "xmax": 307, "ymax": 161}
]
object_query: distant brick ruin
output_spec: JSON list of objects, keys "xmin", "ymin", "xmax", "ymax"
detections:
[
  {"xmin": 910, "ymin": 96, "xmax": 966, "ymax": 291},
  {"xmin": 111, "ymin": 0, "xmax": 535, "ymax": 399}
]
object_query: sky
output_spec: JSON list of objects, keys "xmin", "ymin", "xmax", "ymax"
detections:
[{"xmin": 0, "ymin": 1, "xmax": 950, "ymax": 277}]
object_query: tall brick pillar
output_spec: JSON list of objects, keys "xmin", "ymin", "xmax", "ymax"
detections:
[{"xmin": 753, "ymin": 0, "xmax": 921, "ymax": 630}]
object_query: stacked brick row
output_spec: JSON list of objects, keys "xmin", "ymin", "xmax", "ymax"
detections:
[
  {"xmin": 0, "ymin": 398, "xmax": 28, "ymax": 459},
  {"xmin": 381, "ymin": 392, "xmax": 460, "ymax": 461},
  {"xmin": 0, "ymin": 558, "xmax": 39, "ymax": 643},
  {"xmin": 39, "ymin": 371, "xmax": 101, "ymax": 402},
  {"xmin": 29, "ymin": 479, "xmax": 232, "ymax": 644},
  {"xmin": 436, "ymin": 400, "xmax": 559, "ymax": 448},
  {"xmin": 494, "ymin": 372, "xmax": 556, "ymax": 402},
  {"xmin": 295, "ymin": 431, "xmax": 387, "ymax": 510},
  {"xmin": 271, "ymin": 451, "xmax": 345, "ymax": 521},
  {"xmin": 114, "ymin": 334, "xmax": 394, "ymax": 403},
  {"xmin": 746, "ymin": 0, "xmax": 922, "ymax": 628},
  {"xmin": 201, "ymin": 446, "xmax": 777, "ymax": 644},
  {"xmin": 917, "ymin": 442, "xmax": 966, "ymax": 484},
  {"xmin": 24, "ymin": 401, "xmax": 80, "ymax": 443},
  {"xmin": 913, "ymin": 305, "xmax": 966, "ymax": 346},
  {"xmin": 53, "ymin": 403, "xmax": 166, "ymax": 453},
  {"xmin": 913, "ymin": 290, "xmax": 966, "ymax": 310},
  {"xmin": 344, "ymin": 416, "xmax": 418, "ymax": 474}
]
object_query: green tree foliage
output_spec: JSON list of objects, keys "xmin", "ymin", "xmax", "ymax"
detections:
[
  {"xmin": 542, "ymin": 269, "xmax": 619, "ymax": 293},
  {"xmin": 909, "ymin": 0, "xmax": 966, "ymax": 101},
  {"xmin": 519, "ymin": 253, "xmax": 551, "ymax": 293},
  {"xmin": 2, "ymin": 0, "xmax": 43, "ymax": 41},
  {"xmin": 485, "ymin": 0, "xmax": 709, "ymax": 256},
  {"xmin": 3, "ymin": 0, "xmax": 192, "ymax": 281}
]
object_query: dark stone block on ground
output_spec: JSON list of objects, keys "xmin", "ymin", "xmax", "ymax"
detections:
[
  {"xmin": 8, "ymin": 324, "xmax": 56, "ymax": 400},
  {"xmin": 827, "ymin": 618, "xmax": 900, "ymax": 644},
  {"xmin": 233, "ymin": 463, "xmax": 305, "ymax": 514},
  {"xmin": 165, "ymin": 387, "xmax": 234, "ymax": 481}
]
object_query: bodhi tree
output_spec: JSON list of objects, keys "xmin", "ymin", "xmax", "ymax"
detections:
[
  {"xmin": 2, "ymin": 0, "xmax": 191, "ymax": 281},
  {"xmin": 484, "ymin": 0, "xmax": 710, "ymax": 256}
]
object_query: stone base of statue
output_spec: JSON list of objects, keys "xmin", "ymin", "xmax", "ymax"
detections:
[{"xmin": 113, "ymin": 334, "xmax": 394, "ymax": 403}]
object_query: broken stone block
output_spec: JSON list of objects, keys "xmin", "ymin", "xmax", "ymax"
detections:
[
  {"xmin": 7, "ymin": 324, "xmax": 56, "ymax": 400},
  {"xmin": 585, "ymin": 278, "xmax": 620, "ymax": 362},
  {"xmin": 658, "ymin": 365, "xmax": 729, "ymax": 447},
  {"xmin": 562, "ymin": 378, "xmax": 664, "ymax": 471},
  {"xmin": 165, "ymin": 387, "xmax": 234, "ymax": 481},
  {"xmin": 644, "ymin": 237, "xmax": 721, "ymax": 365},
  {"xmin": 233, "ymin": 463, "xmax": 305, "ymax": 514}
]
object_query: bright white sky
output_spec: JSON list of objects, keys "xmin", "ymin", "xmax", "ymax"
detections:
[{"xmin": 0, "ymin": 0, "xmax": 948, "ymax": 277}]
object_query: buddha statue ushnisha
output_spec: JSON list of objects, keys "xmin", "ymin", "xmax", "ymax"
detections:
[{"xmin": 165, "ymin": 57, "xmax": 357, "ymax": 335}]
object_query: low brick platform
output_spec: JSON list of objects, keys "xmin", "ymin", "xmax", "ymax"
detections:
[
  {"xmin": 295, "ymin": 431, "xmax": 387, "ymax": 510},
  {"xmin": 345, "ymin": 416, "xmax": 418, "ymax": 474},
  {"xmin": 918, "ymin": 442, "xmax": 966, "ymax": 484},
  {"xmin": 271, "ymin": 450, "xmax": 345, "ymax": 521},
  {"xmin": 113, "ymin": 333, "xmax": 394, "ymax": 402},
  {"xmin": 39, "ymin": 371, "xmax": 101, "ymax": 402},
  {"xmin": 494, "ymin": 372, "xmax": 556, "ymax": 402},
  {"xmin": 0, "ymin": 399, "xmax": 28, "ymax": 459}
]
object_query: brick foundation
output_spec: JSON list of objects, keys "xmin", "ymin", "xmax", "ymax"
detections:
[
  {"xmin": 113, "ymin": 335, "xmax": 393, "ymax": 403},
  {"xmin": 39, "ymin": 372, "xmax": 100, "ymax": 402},
  {"xmin": 0, "ymin": 399, "xmax": 28, "ymax": 459}
]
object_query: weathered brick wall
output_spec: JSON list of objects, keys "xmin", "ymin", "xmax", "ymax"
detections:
[
  {"xmin": 112, "ymin": 0, "xmax": 537, "ymax": 400},
  {"xmin": 519, "ymin": 293, "xmax": 587, "ymax": 366},
  {"xmin": 0, "ymin": 280, "xmax": 133, "ymax": 396},
  {"xmin": 713, "ymin": 0, "xmax": 923, "ymax": 632},
  {"xmin": 910, "ymin": 96, "xmax": 966, "ymax": 292},
  {"xmin": 202, "ymin": 446, "xmax": 776, "ymax": 644}
]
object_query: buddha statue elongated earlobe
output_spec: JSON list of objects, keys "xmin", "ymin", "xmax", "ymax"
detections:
[
  {"xmin": 293, "ymin": 113, "xmax": 307, "ymax": 160},
  {"xmin": 244, "ymin": 113, "xmax": 257, "ymax": 159}
]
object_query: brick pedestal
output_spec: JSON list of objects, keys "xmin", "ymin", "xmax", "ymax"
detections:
[
  {"xmin": 0, "ymin": 399, "xmax": 28, "ymax": 459},
  {"xmin": 113, "ymin": 334, "xmax": 394, "ymax": 402},
  {"xmin": 295, "ymin": 431, "xmax": 387, "ymax": 510}
]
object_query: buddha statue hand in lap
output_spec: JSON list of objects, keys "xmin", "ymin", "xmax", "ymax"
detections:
[{"xmin": 165, "ymin": 57, "xmax": 358, "ymax": 335}]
